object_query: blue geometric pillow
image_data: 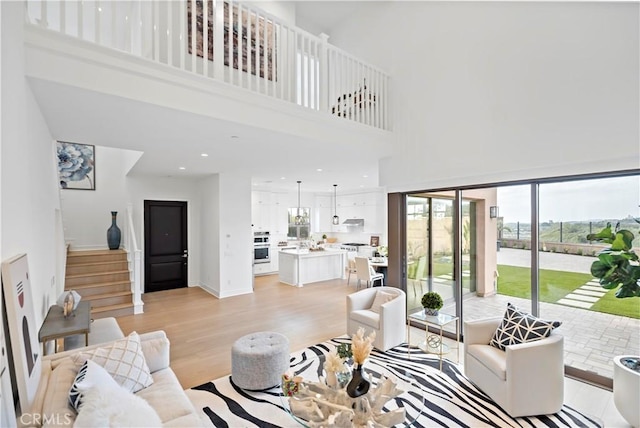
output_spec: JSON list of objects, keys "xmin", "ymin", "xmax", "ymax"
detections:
[{"xmin": 489, "ymin": 303, "xmax": 561, "ymax": 351}]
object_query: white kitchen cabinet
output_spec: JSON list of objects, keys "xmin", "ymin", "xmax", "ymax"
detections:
[
  {"xmin": 253, "ymin": 262, "xmax": 272, "ymax": 275},
  {"xmin": 251, "ymin": 191, "xmax": 272, "ymax": 231},
  {"xmin": 270, "ymin": 246, "xmax": 280, "ymax": 271},
  {"xmin": 314, "ymin": 195, "xmax": 334, "ymax": 233},
  {"xmin": 270, "ymin": 192, "xmax": 289, "ymax": 236}
]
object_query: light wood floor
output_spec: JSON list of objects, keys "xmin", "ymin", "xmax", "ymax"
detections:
[
  {"xmin": 116, "ymin": 274, "xmax": 354, "ymax": 389},
  {"xmin": 115, "ymin": 276, "xmax": 630, "ymax": 427}
]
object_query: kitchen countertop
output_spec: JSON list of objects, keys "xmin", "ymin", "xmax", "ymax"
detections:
[{"xmin": 280, "ymin": 248, "xmax": 347, "ymax": 257}]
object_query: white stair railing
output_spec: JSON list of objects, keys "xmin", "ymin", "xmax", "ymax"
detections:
[
  {"xmin": 125, "ymin": 204, "xmax": 143, "ymax": 314},
  {"xmin": 25, "ymin": 0, "xmax": 391, "ymax": 131}
]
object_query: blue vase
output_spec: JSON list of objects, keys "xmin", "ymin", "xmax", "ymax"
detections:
[{"xmin": 107, "ymin": 211, "xmax": 121, "ymax": 250}]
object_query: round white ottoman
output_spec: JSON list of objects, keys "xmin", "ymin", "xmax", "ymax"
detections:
[{"xmin": 231, "ymin": 331, "xmax": 290, "ymax": 390}]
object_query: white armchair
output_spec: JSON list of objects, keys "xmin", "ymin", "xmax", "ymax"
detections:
[
  {"xmin": 464, "ymin": 317, "xmax": 564, "ymax": 417},
  {"xmin": 347, "ymin": 286, "xmax": 406, "ymax": 352}
]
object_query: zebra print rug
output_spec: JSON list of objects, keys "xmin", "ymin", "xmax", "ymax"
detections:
[{"xmin": 186, "ymin": 337, "xmax": 602, "ymax": 428}]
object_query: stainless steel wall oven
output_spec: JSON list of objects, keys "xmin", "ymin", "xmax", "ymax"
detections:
[{"xmin": 253, "ymin": 231, "xmax": 270, "ymax": 264}]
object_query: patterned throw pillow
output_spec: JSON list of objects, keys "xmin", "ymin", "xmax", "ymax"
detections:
[
  {"xmin": 489, "ymin": 303, "xmax": 561, "ymax": 351},
  {"xmin": 71, "ymin": 332, "xmax": 153, "ymax": 393}
]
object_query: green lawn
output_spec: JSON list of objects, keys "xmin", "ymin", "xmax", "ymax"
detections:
[{"xmin": 497, "ymin": 264, "xmax": 640, "ymax": 319}]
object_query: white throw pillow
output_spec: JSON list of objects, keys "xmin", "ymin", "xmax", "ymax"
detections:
[
  {"xmin": 69, "ymin": 359, "xmax": 119, "ymax": 411},
  {"xmin": 73, "ymin": 361, "xmax": 162, "ymax": 428},
  {"xmin": 72, "ymin": 332, "xmax": 153, "ymax": 393},
  {"xmin": 369, "ymin": 290, "xmax": 395, "ymax": 314}
]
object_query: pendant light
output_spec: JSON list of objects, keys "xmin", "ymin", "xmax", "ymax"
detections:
[
  {"xmin": 332, "ymin": 184, "xmax": 340, "ymax": 225},
  {"xmin": 295, "ymin": 181, "xmax": 303, "ymax": 225}
]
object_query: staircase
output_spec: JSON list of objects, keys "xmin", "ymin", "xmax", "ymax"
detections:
[{"xmin": 65, "ymin": 249, "xmax": 134, "ymax": 319}]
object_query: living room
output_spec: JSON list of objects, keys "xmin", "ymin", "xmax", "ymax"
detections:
[{"xmin": 1, "ymin": 0, "xmax": 638, "ymax": 427}]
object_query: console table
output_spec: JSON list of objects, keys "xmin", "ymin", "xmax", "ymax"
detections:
[{"xmin": 38, "ymin": 301, "xmax": 90, "ymax": 355}]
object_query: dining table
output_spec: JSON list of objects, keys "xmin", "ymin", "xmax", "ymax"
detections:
[{"xmin": 369, "ymin": 257, "xmax": 388, "ymax": 285}]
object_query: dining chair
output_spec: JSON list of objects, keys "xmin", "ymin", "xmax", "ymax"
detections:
[
  {"xmin": 354, "ymin": 257, "xmax": 384, "ymax": 289},
  {"xmin": 346, "ymin": 258, "xmax": 357, "ymax": 286}
]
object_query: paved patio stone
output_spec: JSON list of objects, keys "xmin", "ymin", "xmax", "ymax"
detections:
[
  {"xmin": 573, "ymin": 289, "xmax": 606, "ymax": 297},
  {"xmin": 563, "ymin": 293, "xmax": 600, "ymax": 302},
  {"xmin": 557, "ymin": 298, "xmax": 593, "ymax": 308}
]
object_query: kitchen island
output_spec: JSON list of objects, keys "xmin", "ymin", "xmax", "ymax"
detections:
[{"xmin": 279, "ymin": 249, "xmax": 347, "ymax": 287}]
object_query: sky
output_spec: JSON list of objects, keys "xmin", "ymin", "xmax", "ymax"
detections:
[{"xmin": 497, "ymin": 176, "xmax": 640, "ymax": 223}]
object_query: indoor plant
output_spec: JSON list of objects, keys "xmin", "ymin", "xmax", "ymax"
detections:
[
  {"xmin": 421, "ymin": 291, "xmax": 443, "ymax": 316},
  {"xmin": 586, "ymin": 220, "xmax": 639, "ymax": 428}
]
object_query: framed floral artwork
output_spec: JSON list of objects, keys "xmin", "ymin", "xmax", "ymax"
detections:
[{"xmin": 56, "ymin": 141, "xmax": 95, "ymax": 190}]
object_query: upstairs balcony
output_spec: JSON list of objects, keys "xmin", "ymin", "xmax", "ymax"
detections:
[{"xmin": 25, "ymin": 0, "xmax": 391, "ymax": 132}]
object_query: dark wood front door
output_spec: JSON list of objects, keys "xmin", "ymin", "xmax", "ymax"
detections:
[{"xmin": 144, "ymin": 200, "xmax": 188, "ymax": 292}]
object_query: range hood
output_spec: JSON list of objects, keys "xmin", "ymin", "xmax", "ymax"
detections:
[{"xmin": 343, "ymin": 218, "xmax": 365, "ymax": 226}]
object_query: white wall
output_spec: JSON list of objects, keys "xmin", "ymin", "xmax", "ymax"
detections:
[
  {"xmin": 328, "ymin": 2, "xmax": 640, "ymax": 192},
  {"xmin": 198, "ymin": 174, "xmax": 220, "ymax": 295},
  {"xmin": 61, "ymin": 145, "xmax": 142, "ymax": 249},
  {"xmin": 1, "ymin": 1, "xmax": 62, "ymax": 330},
  {"xmin": 218, "ymin": 171, "xmax": 253, "ymax": 298},
  {"xmin": 126, "ymin": 175, "xmax": 202, "ymax": 290},
  {"xmin": 198, "ymin": 172, "xmax": 253, "ymax": 298}
]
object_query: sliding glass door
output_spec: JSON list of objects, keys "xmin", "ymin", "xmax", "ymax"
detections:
[
  {"xmin": 399, "ymin": 172, "xmax": 639, "ymax": 385},
  {"xmin": 406, "ymin": 192, "xmax": 477, "ymax": 335}
]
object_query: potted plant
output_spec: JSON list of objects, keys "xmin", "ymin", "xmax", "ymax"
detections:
[
  {"xmin": 586, "ymin": 220, "xmax": 639, "ymax": 428},
  {"xmin": 421, "ymin": 291, "xmax": 443, "ymax": 316}
]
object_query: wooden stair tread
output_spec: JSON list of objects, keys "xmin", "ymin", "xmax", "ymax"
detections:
[
  {"xmin": 83, "ymin": 291, "xmax": 132, "ymax": 300},
  {"xmin": 68, "ymin": 249, "xmax": 127, "ymax": 256},
  {"xmin": 65, "ymin": 249, "xmax": 134, "ymax": 319},
  {"xmin": 66, "ymin": 270, "xmax": 130, "ymax": 279},
  {"xmin": 66, "ymin": 280, "xmax": 130, "ymax": 290},
  {"xmin": 91, "ymin": 302, "xmax": 133, "ymax": 313},
  {"xmin": 67, "ymin": 260, "xmax": 127, "ymax": 267}
]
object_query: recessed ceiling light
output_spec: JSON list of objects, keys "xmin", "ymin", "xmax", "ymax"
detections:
[
  {"xmin": 201, "ymin": 153, "xmax": 209, "ymax": 157},
  {"xmin": 179, "ymin": 167, "xmax": 186, "ymax": 170},
  {"xmin": 359, "ymin": 185, "xmax": 365, "ymax": 188},
  {"xmin": 280, "ymin": 177, "xmax": 286, "ymax": 180},
  {"xmin": 363, "ymin": 175, "xmax": 368, "ymax": 178},
  {"xmin": 231, "ymin": 135, "xmax": 239, "ymax": 139},
  {"xmin": 316, "ymin": 168, "xmax": 323, "ymax": 172}
]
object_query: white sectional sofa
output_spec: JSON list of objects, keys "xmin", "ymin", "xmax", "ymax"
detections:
[{"xmin": 21, "ymin": 331, "xmax": 204, "ymax": 427}]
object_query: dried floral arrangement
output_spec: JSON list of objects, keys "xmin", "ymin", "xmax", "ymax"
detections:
[
  {"xmin": 324, "ymin": 349, "xmax": 349, "ymax": 374},
  {"xmin": 351, "ymin": 327, "xmax": 376, "ymax": 365}
]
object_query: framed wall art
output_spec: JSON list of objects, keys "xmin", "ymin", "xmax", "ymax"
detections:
[
  {"xmin": 187, "ymin": 0, "xmax": 276, "ymax": 81},
  {"xmin": 1, "ymin": 254, "xmax": 41, "ymax": 410},
  {"xmin": 56, "ymin": 141, "xmax": 95, "ymax": 190}
]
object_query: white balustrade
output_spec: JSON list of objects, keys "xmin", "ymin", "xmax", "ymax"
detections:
[
  {"xmin": 125, "ymin": 204, "xmax": 143, "ymax": 315},
  {"xmin": 25, "ymin": 0, "xmax": 390, "ymax": 130}
]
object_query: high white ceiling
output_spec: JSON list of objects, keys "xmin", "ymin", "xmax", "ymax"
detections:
[
  {"xmin": 27, "ymin": 1, "xmax": 392, "ymax": 193},
  {"xmin": 294, "ymin": 1, "xmax": 375, "ymax": 35},
  {"xmin": 29, "ymin": 76, "xmax": 390, "ymax": 193}
]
